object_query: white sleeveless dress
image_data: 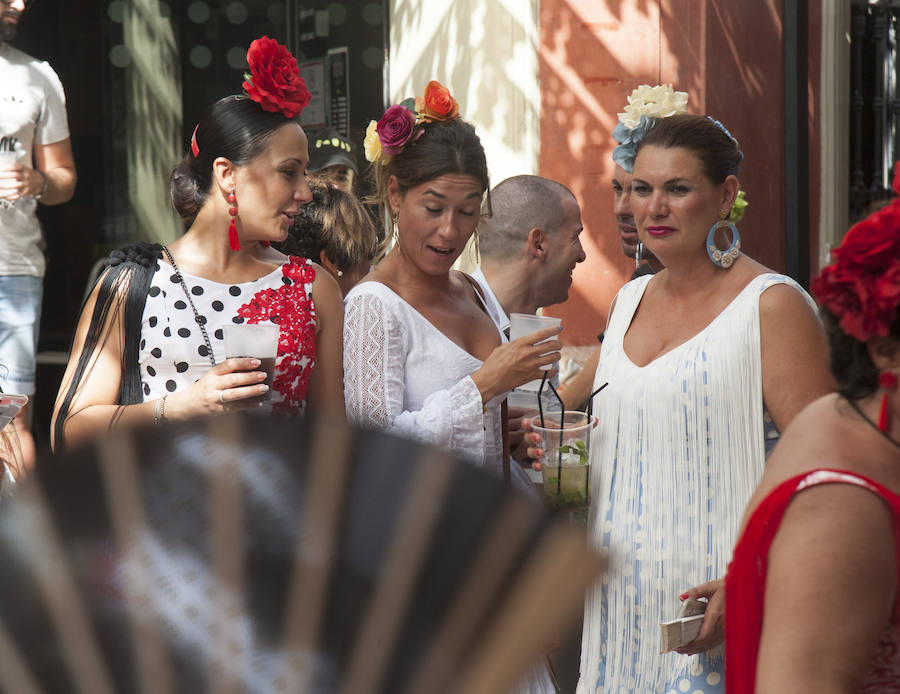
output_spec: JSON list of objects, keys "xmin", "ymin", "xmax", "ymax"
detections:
[{"xmin": 577, "ymin": 272, "xmax": 815, "ymax": 694}]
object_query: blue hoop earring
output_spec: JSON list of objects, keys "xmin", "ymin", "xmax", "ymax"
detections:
[{"xmin": 706, "ymin": 220, "xmax": 741, "ymax": 268}]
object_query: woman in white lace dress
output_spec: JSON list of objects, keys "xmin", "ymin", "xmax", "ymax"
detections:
[
  {"xmin": 52, "ymin": 38, "xmax": 344, "ymax": 450},
  {"xmin": 576, "ymin": 114, "xmax": 834, "ymax": 694},
  {"xmin": 343, "ymin": 83, "xmax": 561, "ymax": 693}
]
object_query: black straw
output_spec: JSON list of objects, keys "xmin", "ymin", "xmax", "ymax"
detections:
[{"xmin": 537, "ymin": 372, "xmax": 548, "ymax": 429}]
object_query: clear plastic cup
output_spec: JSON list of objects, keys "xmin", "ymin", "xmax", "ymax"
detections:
[
  {"xmin": 0, "ymin": 151, "xmax": 17, "ymax": 170},
  {"xmin": 509, "ymin": 312, "xmax": 561, "ymax": 391},
  {"xmin": 530, "ymin": 411, "xmax": 594, "ymax": 509},
  {"xmin": 0, "ymin": 151, "xmax": 17, "ymax": 208},
  {"xmin": 223, "ymin": 323, "xmax": 280, "ymax": 402}
]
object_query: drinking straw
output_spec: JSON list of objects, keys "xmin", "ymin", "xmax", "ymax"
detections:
[
  {"xmin": 585, "ymin": 382, "xmax": 609, "ymax": 423},
  {"xmin": 537, "ymin": 373, "xmax": 548, "ymax": 429},
  {"xmin": 581, "ymin": 382, "xmax": 608, "ymax": 506},
  {"xmin": 545, "ymin": 379, "xmax": 565, "ymax": 499}
]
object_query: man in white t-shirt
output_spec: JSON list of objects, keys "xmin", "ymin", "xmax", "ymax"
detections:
[{"xmin": 0, "ymin": 0, "xmax": 77, "ymax": 465}]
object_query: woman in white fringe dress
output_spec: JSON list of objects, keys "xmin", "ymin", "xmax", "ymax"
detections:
[{"xmin": 576, "ymin": 114, "xmax": 833, "ymax": 694}]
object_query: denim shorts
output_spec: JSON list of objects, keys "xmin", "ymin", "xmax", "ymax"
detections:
[{"xmin": 0, "ymin": 275, "xmax": 43, "ymax": 395}]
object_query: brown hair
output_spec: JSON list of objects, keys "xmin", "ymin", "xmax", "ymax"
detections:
[
  {"xmin": 274, "ymin": 178, "xmax": 379, "ymax": 271},
  {"xmin": 368, "ymin": 117, "xmax": 490, "ymax": 227},
  {"xmin": 636, "ymin": 114, "xmax": 743, "ymax": 183}
]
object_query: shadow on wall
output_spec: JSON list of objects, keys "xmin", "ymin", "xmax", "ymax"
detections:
[
  {"xmin": 390, "ymin": 1, "xmax": 542, "ymax": 274},
  {"xmin": 390, "ymin": 0, "xmax": 540, "ymax": 180},
  {"xmin": 539, "ymin": 0, "xmax": 784, "ymax": 345}
]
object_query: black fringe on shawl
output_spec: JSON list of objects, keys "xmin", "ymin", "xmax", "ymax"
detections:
[{"xmin": 53, "ymin": 242, "xmax": 163, "ymax": 450}]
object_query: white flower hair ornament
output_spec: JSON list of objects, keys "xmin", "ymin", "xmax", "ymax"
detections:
[{"xmin": 612, "ymin": 84, "xmax": 688, "ymax": 173}]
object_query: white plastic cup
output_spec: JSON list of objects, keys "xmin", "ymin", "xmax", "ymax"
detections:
[
  {"xmin": 509, "ymin": 312, "xmax": 561, "ymax": 390},
  {"xmin": 0, "ymin": 152, "xmax": 17, "ymax": 208},
  {"xmin": 223, "ymin": 323, "xmax": 280, "ymax": 401},
  {"xmin": 0, "ymin": 151, "xmax": 17, "ymax": 169}
]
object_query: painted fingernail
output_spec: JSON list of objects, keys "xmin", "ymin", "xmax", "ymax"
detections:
[
  {"xmin": 250, "ymin": 359, "xmax": 261, "ymax": 366},
  {"xmin": 679, "ymin": 593, "xmax": 689, "ymax": 600},
  {"xmin": 258, "ymin": 384, "xmax": 269, "ymax": 392},
  {"xmin": 536, "ymin": 449, "xmax": 544, "ymax": 457}
]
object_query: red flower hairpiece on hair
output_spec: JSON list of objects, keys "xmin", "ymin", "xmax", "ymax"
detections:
[
  {"xmin": 242, "ymin": 36, "xmax": 311, "ymax": 119},
  {"xmin": 415, "ymin": 80, "xmax": 460, "ymax": 124},
  {"xmin": 812, "ymin": 163, "xmax": 900, "ymax": 341}
]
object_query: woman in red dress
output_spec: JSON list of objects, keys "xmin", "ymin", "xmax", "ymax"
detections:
[{"xmin": 726, "ymin": 174, "xmax": 900, "ymax": 693}]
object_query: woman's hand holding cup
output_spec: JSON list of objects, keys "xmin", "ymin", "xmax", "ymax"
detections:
[
  {"xmin": 471, "ymin": 324, "xmax": 562, "ymax": 404},
  {"xmin": 169, "ymin": 358, "xmax": 270, "ymax": 417}
]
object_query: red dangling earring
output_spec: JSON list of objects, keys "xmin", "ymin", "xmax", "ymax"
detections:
[
  {"xmin": 878, "ymin": 372, "xmax": 898, "ymax": 432},
  {"xmin": 227, "ymin": 190, "xmax": 241, "ymax": 251}
]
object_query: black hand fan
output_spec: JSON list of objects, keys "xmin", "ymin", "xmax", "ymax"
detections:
[{"xmin": 0, "ymin": 412, "xmax": 603, "ymax": 693}]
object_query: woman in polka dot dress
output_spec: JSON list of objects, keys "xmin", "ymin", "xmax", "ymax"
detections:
[{"xmin": 52, "ymin": 38, "xmax": 344, "ymax": 450}]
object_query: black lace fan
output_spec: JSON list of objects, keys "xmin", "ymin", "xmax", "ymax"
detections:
[{"xmin": 0, "ymin": 413, "xmax": 603, "ymax": 693}]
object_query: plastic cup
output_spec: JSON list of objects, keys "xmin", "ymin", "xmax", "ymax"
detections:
[
  {"xmin": 509, "ymin": 312, "xmax": 561, "ymax": 391},
  {"xmin": 0, "ymin": 151, "xmax": 17, "ymax": 169},
  {"xmin": 530, "ymin": 411, "xmax": 594, "ymax": 509},
  {"xmin": 509, "ymin": 313, "xmax": 562, "ymax": 357},
  {"xmin": 0, "ymin": 152, "xmax": 16, "ymax": 208},
  {"xmin": 223, "ymin": 323, "xmax": 280, "ymax": 401}
]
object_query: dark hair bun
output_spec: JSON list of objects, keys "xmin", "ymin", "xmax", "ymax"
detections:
[{"xmin": 170, "ymin": 154, "xmax": 202, "ymax": 220}]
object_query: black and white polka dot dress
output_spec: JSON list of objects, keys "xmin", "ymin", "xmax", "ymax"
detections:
[{"xmin": 139, "ymin": 256, "xmax": 318, "ymax": 414}]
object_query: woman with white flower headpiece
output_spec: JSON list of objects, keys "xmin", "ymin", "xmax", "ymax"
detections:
[{"xmin": 575, "ymin": 90, "xmax": 834, "ymax": 693}]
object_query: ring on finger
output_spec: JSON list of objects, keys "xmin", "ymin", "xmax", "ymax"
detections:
[{"xmin": 218, "ymin": 390, "xmax": 225, "ymax": 405}]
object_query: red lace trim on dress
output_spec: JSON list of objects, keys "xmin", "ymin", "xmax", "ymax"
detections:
[{"xmin": 237, "ymin": 256, "xmax": 317, "ymax": 413}]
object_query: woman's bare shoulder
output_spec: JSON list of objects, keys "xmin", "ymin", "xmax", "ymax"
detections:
[{"xmin": 762, "ymin": 394, "xmax": 900, "ymax": 494}]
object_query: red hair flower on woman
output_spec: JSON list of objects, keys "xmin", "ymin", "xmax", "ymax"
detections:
[
  {"xmin": 242, "ymin": 36, "xmax": 311, "ymax": 119},
  {"xmin": 415, "ymin": 80, "xmax": 459, "ymax": 123},
  {"xmin": 812, "ymin": 164, "xmax": 900, "ymax": 341}
]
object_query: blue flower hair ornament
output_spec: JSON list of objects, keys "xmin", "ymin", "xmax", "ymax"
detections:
[{"xmin": 612, "ymin": 114, "xmax": 655, "ymax": 174}]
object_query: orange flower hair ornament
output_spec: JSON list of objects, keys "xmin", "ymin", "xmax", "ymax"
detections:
[
  {"xmin": 242, "ymin": 36, "xmax": 311, "ymax": 119},
  {"xmin": 364, "ymin": 80, "xmax": 460, "ymax": 165},
  {"xmin": 812, "ymin": 164, "xmax": 900, "ymax": 342}
]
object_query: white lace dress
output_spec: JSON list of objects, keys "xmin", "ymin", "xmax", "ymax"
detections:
[
  {"xmin": 577, "ymin": 273, "xmax": 816, "ymax": 694},
  {"xmin": 343, "ymin": 281, "xmax": 505, "ymax": 469},
  {"xmin": 343, "ymin": 280, "xmax": 557, "ymax": 694}
]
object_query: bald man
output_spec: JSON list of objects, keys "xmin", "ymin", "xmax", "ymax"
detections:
[
  {"xmin": 472, "ymin": 175, "xmax": 586, "ymax": 467},
  {"xmin": 473, "ymin": 175, "xmax": 586, "ymax": 335}
]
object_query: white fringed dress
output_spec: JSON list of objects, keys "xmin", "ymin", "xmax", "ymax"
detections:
[{"xmin": 577, "ymin": 273, "xmax": 814, "ymax": 694}]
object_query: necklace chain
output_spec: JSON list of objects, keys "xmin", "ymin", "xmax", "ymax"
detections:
[
  {"xmin": 845, "ymin": 397, "xmax": 900, "ymax": 453},
  {"xmin": 161, "ymin": 246, "xmax": 217, "ymax": 367}
]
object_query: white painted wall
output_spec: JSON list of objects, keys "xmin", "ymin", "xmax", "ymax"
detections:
[{"xmin": 389, "ymin": 0, "xmax": 541, "ymax": 269}]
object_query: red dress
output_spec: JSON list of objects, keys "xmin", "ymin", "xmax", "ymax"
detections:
[{"xmin": 725, "ymin": 469, "xmax": 900, "ymax": 692}]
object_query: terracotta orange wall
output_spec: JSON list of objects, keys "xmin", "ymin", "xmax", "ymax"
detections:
[
  {"xmin": 538, "ymin": 0, "xmax": 660, "ymax": 346},
  {"xmin": 539, "ymin": 1, "xmax": 819, "ymax": 345}
]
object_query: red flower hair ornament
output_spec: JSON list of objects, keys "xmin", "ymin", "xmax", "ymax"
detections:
[
  {"xmin": 812, "ymin": 163, "xmax": 900, "ymax": 342},
  {"xmin": 242, "ymin": 36, "xmax": 311, "ymax": 119}
]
